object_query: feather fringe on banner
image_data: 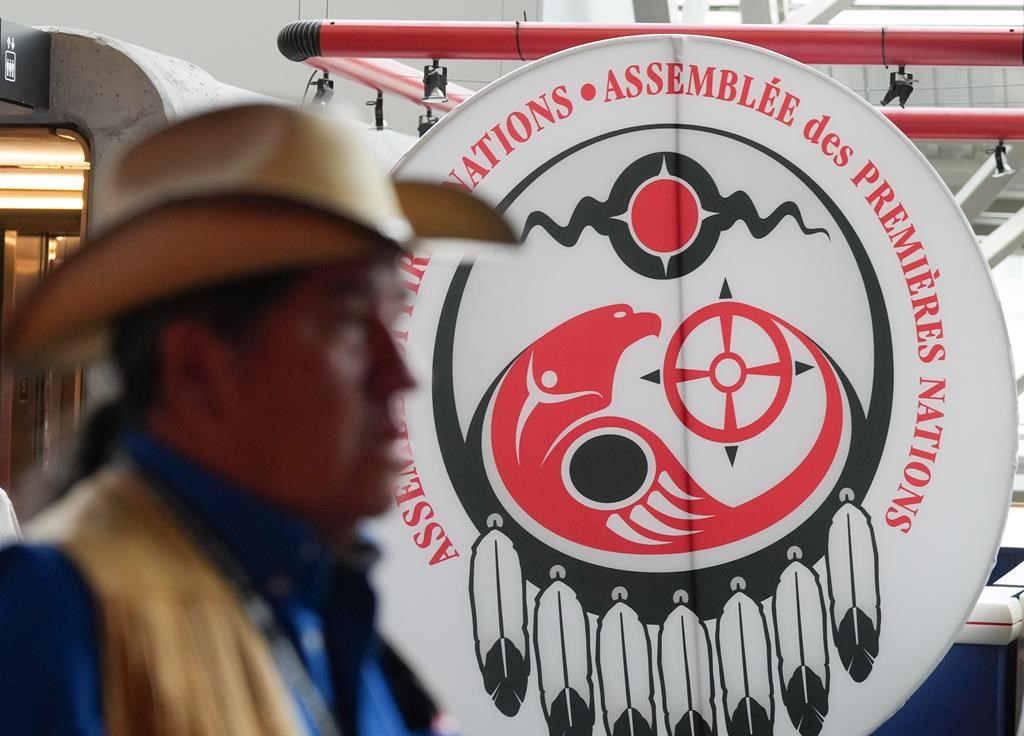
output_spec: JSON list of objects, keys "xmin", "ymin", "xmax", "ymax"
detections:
[
  {"xmin": 535, "ymin": 566, "xmax": 595, "ymax": 736},
  {"xmin": 658, "ymin": 590, "xmax": 716, "ymax": 736},
  {"xmin": 773, "ymin": 548, "xmax": 830, "ymax": 736},
  {"xmin": 825, "ymin": 489, "xmax": 881, "ymax": 683},
  {"xmin": 597, "ymin": 588, "xmax": 657, "ymax": 736},
  {"xmin": 717, "ymin": 578, "xmax": 774, "ymax": 736},
  {"xmin": 469, "ymin": 516, "xmax": 531, "ymax": 715}
]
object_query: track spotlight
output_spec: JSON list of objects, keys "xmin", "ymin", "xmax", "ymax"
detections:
[
  {"xmin": 418, "ymin": 108, "xmax": 439, "ymax": 137},
  {"xmin": 311, "ymin": 72, "xmax": 334, "ymax": 106},
  {"xmin": 366, "ymin": 90, "xmax": 388, "ymax": 131},
  {"xmin": 880, "ymin": 65, "xmax": 915, "ymax": 108},
  {"xmin": 987, "ymin": 142, "xmax": 1015, "ymax": 178},
  {"xmin": 423, "ymin": 58, "xmax": 448, "ymax": 103}
]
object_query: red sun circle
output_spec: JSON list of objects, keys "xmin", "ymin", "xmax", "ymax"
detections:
[{"xmin": 629, "ymin": 177, "xmax": 700, "ymax": 254}]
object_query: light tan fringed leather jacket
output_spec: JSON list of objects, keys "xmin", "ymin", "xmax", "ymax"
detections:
[{"xmin": 28, "ymin": 466, "xmax": 305, "ymax": 736}]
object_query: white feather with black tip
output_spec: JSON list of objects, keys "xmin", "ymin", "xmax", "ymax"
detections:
[
  {"xmin": 658, "ymin": 591, "xmax": 715, "ymax": 736},
  {"xmin": 597, "ymin": 589, "xmax": 657, "ymax": 736},
  {"xmin": 535, "ymin": 569, "xmax": 594, "ymax": 736},
  {"xmin": 825, "ymin": 490, "xmax": 880, "ymax": 683},
  {"xmin": 773, "ymin": 549, "xmax": 830, "ymax": 736},
  {"xmin": 469, "ymin": 521, "xmax": 531, "ymax": 716},
  {"xmin": 716, "ymin": 579, "xmax": 774, "ymax": 736}
]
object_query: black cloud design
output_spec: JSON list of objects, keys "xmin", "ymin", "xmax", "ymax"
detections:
[{"xmin": 522, "ymin": 152, "xmax": 829, "ymax": 280}]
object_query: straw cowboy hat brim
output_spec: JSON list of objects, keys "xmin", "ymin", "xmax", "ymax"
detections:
[{"xmin": 7, "ymin": 103, "xmax": 516, "ymax": 366}]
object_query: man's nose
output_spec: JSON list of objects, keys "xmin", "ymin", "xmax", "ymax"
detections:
[{"xmin": 369, "ymin": 322, "xmax": 417, "ymax": 396}]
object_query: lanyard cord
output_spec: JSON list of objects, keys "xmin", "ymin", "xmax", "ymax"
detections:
[{"xmin": 143, "ymin": 476, "xmax": 345, "ymax": 736}]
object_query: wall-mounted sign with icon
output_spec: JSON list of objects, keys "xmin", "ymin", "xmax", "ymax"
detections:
[{"xmin": 0, "ymin": 20, "xmax": 49, "ymax": 110}]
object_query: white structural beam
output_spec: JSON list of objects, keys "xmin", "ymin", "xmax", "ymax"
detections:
[
  {"xmin": 680, "ymin": 0, "xmax": 709, "ymax": 23},
  {"xmin": 784, "ymin": 0, "xmax": 853, "ymax": 24},
  {"xmin": 956, "ymin": 147, "xmax": 1024, "ymax": 224},
  {"xmin": 543, "ymin": 0, "xmax": 635, "ymax": 22},
  {"xmin": 981, "ymin": 207, "xmax": 1024, "ymax": 268},
  {"xmin": 632, "ymin": 0, "xmax": 673, "ymax": 22},
  {"xmin": 740, "ymin": 0, "xmax": 778, "ymax": 23}
]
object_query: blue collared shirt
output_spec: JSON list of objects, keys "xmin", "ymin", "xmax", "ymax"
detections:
[{"xmin": 0, "ymin": 431, "xmax": 421, "ymax": 736}]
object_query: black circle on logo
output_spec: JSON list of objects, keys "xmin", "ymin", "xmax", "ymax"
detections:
[
  {"xmin": 569, "ymin": 434, "xmax": 649, "ymax": 506},
  {"xmin": 433, "ymin": 124, "xmax": 893, "ymax": 622}
]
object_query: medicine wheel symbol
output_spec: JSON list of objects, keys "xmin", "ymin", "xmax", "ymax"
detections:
[{"xmin": 663, "ymin": 299, "xmax": 794, "ymax": 444}]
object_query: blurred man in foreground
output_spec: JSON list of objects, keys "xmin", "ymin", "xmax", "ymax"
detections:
[{"xmin": 0, "ymin": 103, "xmax": 513, "ymax": 735}]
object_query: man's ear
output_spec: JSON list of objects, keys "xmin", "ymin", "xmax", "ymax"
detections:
[{"xmin": 151, "ymin": 321, "xmax": 237, "ymax": 423}]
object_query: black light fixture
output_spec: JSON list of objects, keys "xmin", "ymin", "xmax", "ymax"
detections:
[
  {"xmin": 423, "ymin": 58, "xmax": 448, "ymax": 103},
  {"xmin": 310, "ymin": 72, "xmax": 334, "ymax": 106},
  {"xmin": 987, "ymin": 141, "xmax": 1015, "ymax": 178},
  {"xmin": 366, "ymin": 90, "xmax": 388, "ymax": 131},
  {"xmin": 418, "ymin": 108, "xmax": 439, "ymax": 137},
  {"xmin": 880, "ymin": 65, "xmax": 915, "ymax": 108}
]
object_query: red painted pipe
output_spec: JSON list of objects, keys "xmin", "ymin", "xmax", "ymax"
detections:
[
  {"xmin": 280, "ymin": 20, "xmax": 1024, "ymax": 67},
  {"xmin": 882, "ymin": 108, "xmax": 1024, "ymax": 140}
]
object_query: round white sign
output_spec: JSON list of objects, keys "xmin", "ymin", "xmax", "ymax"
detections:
[{"xmin": 380, "ymin": 35, "xmax": 1018, "ymax": 736}]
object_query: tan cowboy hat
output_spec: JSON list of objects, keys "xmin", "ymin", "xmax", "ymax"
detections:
[{"xmin": 7, "ymin": 103, "xmax": 515, "ymax": 366}]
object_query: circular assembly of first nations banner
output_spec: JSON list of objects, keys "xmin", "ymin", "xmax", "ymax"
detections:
[{"xmin": 377, "ymin": 34, "xmax": 1019, "ymax": 736}]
